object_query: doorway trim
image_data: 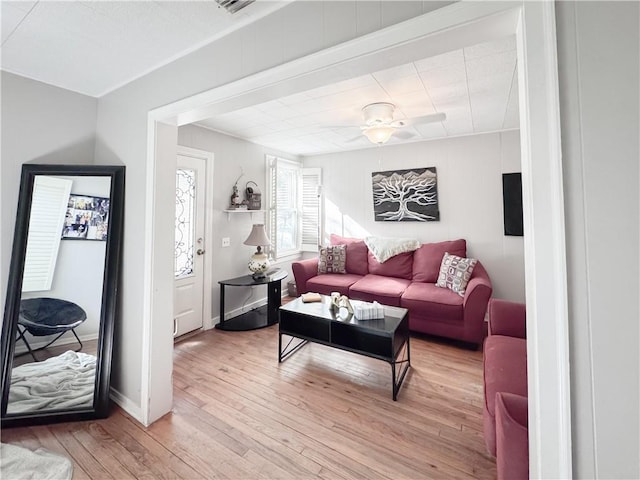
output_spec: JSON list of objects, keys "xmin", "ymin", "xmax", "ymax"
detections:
[{"xmin": 142, "ymin": 2, "xmax": 570, "ymax": 478}]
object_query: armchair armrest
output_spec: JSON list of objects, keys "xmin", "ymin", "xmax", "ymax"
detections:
[
  {"xmin": 489, "ymin": 298, "xmax": 526, "ymax": 338},
  {"xmin": 291, "ymin": 257, "xmax": 319, "ymax": 295},
  {"xmin": 462, "ymin": 261, "xmax": 493, "ymax": 345},
  {"xmin": 495, "ymin": 392, "xmax": 528, "ymax": 480}
]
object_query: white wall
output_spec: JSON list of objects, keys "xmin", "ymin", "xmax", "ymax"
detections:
[
  {"xmin": 93, "ymin": 0, "xmax": 453, "ymax": 416},
  {"xmin": 304, "ymin": 130, "xmax": 525, "ymax": 302},
  {"xmin": 556, "ymin": 2, "xmax": 640, "ymax": 478},
  {"xmin": 177, "ymin": 124, "xmax": 299, "ymax": 318},
  {"xmin": 1, "ymin": 72, "xmax": 98, "ymax": 318}
]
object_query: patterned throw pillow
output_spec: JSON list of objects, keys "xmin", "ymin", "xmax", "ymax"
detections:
[
  {"xmin": 318, "ymin": 245, "xmax": 347, "ymax": 274},
  {"xmin": 435, "ymin": 252, "xmax": 477, "ymax": 296}
]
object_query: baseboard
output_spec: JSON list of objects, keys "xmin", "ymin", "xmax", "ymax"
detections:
[
  {"xmin": 203, "ymin": 316, "xmax": 216, "ymax": 330},
  {"xmin": 109, "ymin": 387, "xmax": 143, "ymax": 423},
  {"xmin": 206, "ymin": 292, "xmax": 289, "ymax": 329},
  {"xmin": 13, "ymin": 332, "xmax": 99, "ymax": 356},
  {"xmin": 209, "ymin": 296, "xmax": 266, "ymax": 327}
]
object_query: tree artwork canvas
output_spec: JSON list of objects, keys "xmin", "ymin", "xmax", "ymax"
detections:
[{"xmin": 372, "ymin": 167, "xmax": 440, "ymax": 222}]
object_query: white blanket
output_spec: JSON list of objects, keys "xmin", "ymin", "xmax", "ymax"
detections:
[
  {"xmin": 364, "ymin": 236, "xmax": 420, "ymax": 263},
  {"xmin": 1, "ymin": 443, "xmax": 72, "ymax": 480},
  {"xmin": 7, "ymin": 351, "xmax": 96, "ymax": 414}
]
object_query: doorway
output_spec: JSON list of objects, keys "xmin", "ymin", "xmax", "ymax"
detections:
[
  {"xmin": 173, "ymin": 146, "xmax": 214, "ymax": 340},
  {"xmin": 144, "ymin": 3, "xmax": 570, "ymax": 477},
  {"xmin": 174, "ymin": 153, "xmax": 206, "ymax": 338}
]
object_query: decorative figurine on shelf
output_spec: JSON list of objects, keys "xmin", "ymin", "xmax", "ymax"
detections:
[
  {"xmin": 230, "ymin": 183, "xmax": 241, "ymax": 207},
  {"xmin": 229, "ymin": 170, "xmax": 248, "ymax": 209}
]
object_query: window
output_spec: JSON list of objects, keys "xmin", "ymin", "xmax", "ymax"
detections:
[{"xmin": 267, "ymin": 156, "xmax": 321, "ymax": 259}]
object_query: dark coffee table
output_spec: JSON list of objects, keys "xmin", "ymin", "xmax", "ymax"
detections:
[{"xmin": 279, "ymin": 295, "xmax": 410, "ymax": 400}]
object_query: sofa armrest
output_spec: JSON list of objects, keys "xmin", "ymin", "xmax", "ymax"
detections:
[
  {"xmin": 462, "ymin": 262, "xmax": 493, "ymax": 344},
  {"xmin": 291, "ymin": 257, "xmax": 319, "ymax": 295},
  {"xmin": 495, "ymin": 392, "xmax": 528, "ymax": 480},
  {"xmin": 489, "ymin": 298, "xmax": 526, "ymax": 339}
]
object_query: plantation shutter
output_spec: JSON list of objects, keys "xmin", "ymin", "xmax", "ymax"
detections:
[
  {"xmin": 267, "ymin": 156, "xmax": 299, "ymax": 258},
  {"xmin": 267, "ymin": 156, "xmax": 278, "ymax": 258},
  {"xmin": 267, "ymin": 157, "xmax": 322, "ymax": 258},
  {"xmin": 22, "ymin": 176, "xmax": 72, "ymax": 292},
  {"xmin": 301, "ymin": 168, "xmax": 321, "ymax": 252}
]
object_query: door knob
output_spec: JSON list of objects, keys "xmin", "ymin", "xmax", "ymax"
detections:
[{"xmin": 196, "ymin": 248, "xmax": 205, "ymax": 255}]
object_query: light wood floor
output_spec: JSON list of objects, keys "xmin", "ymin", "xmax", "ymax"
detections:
[{"xmin": 2, "ymin": 326, "xmax": 496, "ymax": 479}]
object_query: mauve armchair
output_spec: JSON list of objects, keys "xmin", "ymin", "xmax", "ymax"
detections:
[
  {"xmin": 495, "ymin": 392, "xmax": 529, "ymax": 480},
  {"xmin": 483, "ymin": 298, "xmax": 528, "ymax": 475}
]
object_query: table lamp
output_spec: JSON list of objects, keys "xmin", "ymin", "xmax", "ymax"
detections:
[{"xmin": 243, "ymin": 224, "xmax": 271, "ymax": 278}]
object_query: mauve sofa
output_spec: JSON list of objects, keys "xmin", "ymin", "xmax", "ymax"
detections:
[
  {"xmin": 483, "ymin": 298, "xmax": 528, "ymax": 479},
  {"xmin": 292, "ymin": 235, "xmax": 493, "ymax": 347}
]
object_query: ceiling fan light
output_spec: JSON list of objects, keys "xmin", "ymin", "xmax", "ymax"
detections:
[
  {"xmin": 364, "ymin": 125, "xmax": 395, "ymax": 144},
  {"xmin": 362, "ymin": 102, "xmax": 395, "ymax": 125}
]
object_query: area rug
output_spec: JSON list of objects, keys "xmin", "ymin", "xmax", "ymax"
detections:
[{"xmin": 0, "ymin": 443, "xmax": 73, "ymax": 480}]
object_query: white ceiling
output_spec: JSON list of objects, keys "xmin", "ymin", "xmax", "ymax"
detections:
[
  {"xmin": 1, "ymin": 1, "xmax": 519, "ymax": 156},
  {"xmin": 1, "ymin": 0, "xmax": 287, "ymax": 97},
  {"xmin": 196, "ymin": 36, "xmax": 519, "ymax": 156}
]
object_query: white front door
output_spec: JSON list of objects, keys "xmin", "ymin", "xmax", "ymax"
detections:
[{"xmin": 174, "ymin": 155, "xmax": 206, "ymax": 338}]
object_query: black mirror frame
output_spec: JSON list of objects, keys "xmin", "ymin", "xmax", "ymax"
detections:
[{"xmin": 1, "ymin": 164, "xmax": 125, "ymax": 427}]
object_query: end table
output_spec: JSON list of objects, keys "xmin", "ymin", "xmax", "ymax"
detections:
[{"xmin": 216, "ymin": 269, "xmax": 287, "ymax": 331}]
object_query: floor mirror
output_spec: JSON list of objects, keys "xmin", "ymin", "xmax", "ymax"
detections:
[{"xmin": 1, "ymin": 164, "xmax": 125, "ymax": 427}]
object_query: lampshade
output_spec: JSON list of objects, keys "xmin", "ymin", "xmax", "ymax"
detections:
[
  {"xmin": 363, "ymin": 125, "xmax": 395, "ymax": 145},
  {"xmin": 244, "ymin": 224, "xmax": 271, "ymax": 278},
  {"xmin": 243, "ymin": 224, "xmax": 271, "ymax": 246}
]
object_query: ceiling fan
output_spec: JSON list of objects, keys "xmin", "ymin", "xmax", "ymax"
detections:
[{"xmin": 333, "ymin": 102, "xmax": 446, "ymax": 145}]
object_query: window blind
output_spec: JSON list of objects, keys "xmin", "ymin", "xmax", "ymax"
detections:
[
  {"xmin": 22, "ymin": 176, "xmax": 73, "ymax": 292},
  {"xmin": 301, "ymin": 168, "xmax": 322, "ymax": 252},
  {"xmin": 266, "ymin": 156, "xmax": 322, "ymax": 259},
  {"xmin": 267, "ymin": 156, "xmax": 278, "ymax": 258}
]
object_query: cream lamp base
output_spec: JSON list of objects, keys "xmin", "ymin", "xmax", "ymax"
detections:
[{"xmin": 248, "ymin": 251, "xmax": 270, "ymax": 278}]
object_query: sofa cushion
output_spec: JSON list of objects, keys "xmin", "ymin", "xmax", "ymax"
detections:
[
  {"xmin": 349, "ymin": 274, "xmax": 411, "ymax": 306},
  {"xmin": 330, "ymin": 234, "xmax": 369, "ymax": 276},
  {"xmin": 412, "ymin": 239, "xmax": 467, "ymax": 283},
  {"xmin": 436, "ymin": 252, "xmax": 478, "ymax": 296},
  {"xmin": 318, "ymin": 245, "xmax": 346, "ymax": 274},
  {"xmin": 483, "ymin": 335, "xmax": 528, "ymax": 418},
  {"xmin": 306, "ymin": 273, "xmax": 363, "ymax": 296},
  {"xmin": 367, "ymin": 251, "xmax": 414, "ymax": 280},
  {"xmin": 400, "ymin": 282, "xmax": 463, "ymax": 322}
]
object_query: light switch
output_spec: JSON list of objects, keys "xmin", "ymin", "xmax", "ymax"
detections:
[{"xmin": 221, "ymin": 237, "xmax": 231, "ymax": 247}]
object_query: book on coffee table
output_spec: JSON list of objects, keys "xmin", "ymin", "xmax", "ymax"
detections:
[{"xmin": 301, "ymin": 292, "xmax": 322, "ymax": 303}]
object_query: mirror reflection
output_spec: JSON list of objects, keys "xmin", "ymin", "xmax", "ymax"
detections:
[{"xmin": 7, "ymin": 175, "xmax": 111, "ymax": 415}]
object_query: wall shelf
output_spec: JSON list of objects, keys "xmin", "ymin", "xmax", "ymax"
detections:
[{"xmin": 223, "ymin": 209, "xmax": 265, "ymax": 221}]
